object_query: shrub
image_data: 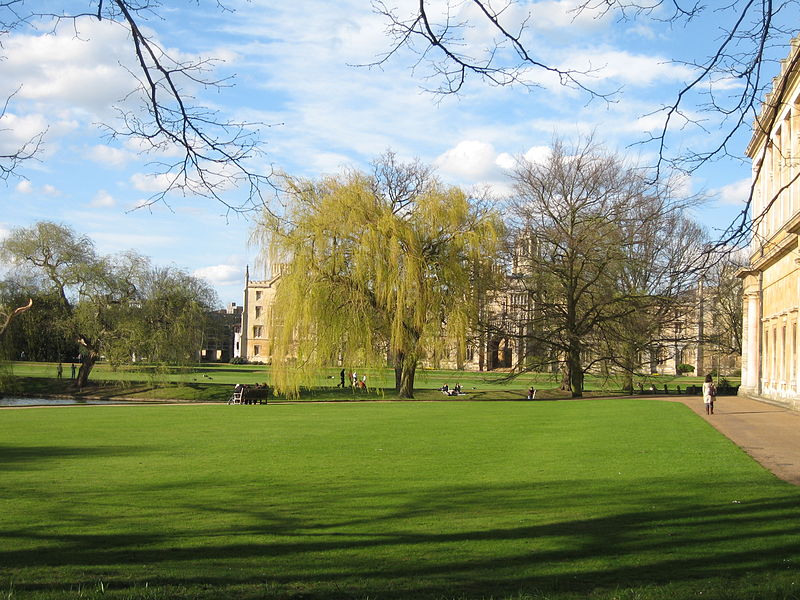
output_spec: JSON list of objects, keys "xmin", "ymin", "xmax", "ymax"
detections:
[{"xmin": 677, "ymin": 363, "xmax": 695, "ymax": 374}]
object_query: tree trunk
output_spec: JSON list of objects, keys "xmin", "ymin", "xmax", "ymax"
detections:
[
  {"xmin": 76, "ymin": 351, "xmax": 98, "ymax": 389},
  {"xmin": 398, "ymin": 359, "xmax": 416, "ymax": 399},
  {"xmin": 395, "ymin": 349, "xmax": 417, "ymax": 399},
  {"xmin": 567, "ymin": 340, "xmax": 583, "ymax": 398},
  {"xmin": 621, "ymin": 346, "xmax": 635, "ymax": 393},
  {"xmin": 560, "ymin": 367, "xmax": 571, "ymax": 391}
]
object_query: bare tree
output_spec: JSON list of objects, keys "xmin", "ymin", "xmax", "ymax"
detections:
[
  {"xmin": 704, "ymin": 251, "xmax": 746, "ymax": 356},
  {"xmin": 0, "ymin": 88, "xmax": 44, "ymax": 181},
  {"xmin": 0, "ymin": 1, "xmax": 273, "ymax": 212},
  {"xmin": 372, "ymin": 0, "xmax": 612, "ymax": 100},
  {"xmin": 375, "ymin": 0, "xmax": 800, "ymax": 249},
  {"xmin": 504, "ymin": 136, "xmax": 703, "ymax": 397}
]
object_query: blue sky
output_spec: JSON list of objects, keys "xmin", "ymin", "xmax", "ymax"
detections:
[{"xmin": 1, "ymin": 0, "xmax": 792, "ymax": 304}]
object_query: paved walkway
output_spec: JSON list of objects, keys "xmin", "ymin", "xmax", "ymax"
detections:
[{"xmin": 664, "ymin": 394, "xmax": 800, "ymax": 486}]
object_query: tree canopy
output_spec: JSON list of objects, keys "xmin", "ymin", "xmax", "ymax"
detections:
[
  {"xmin": 0, "ymin": 221, "xmax": 217, "ymax": 386},
  {"xmin": 255, "ymin": 153, "xmax": 503, "ymax": 398},
  {"xmin": 504, "ymin": 136, "xmax": 705, "ymax": 396}
]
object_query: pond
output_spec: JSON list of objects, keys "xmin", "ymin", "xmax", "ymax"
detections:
[{"xmin": 0, "ymin": 397, "xmax": 118, "ymax": 407}]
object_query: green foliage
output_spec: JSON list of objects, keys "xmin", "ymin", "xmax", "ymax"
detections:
[
  {"xmin": 1, "ymin": 401, "xmax": 798, "ymax": 599},
  {"xmin": 0, "ymin": 222, "xmax": 217, "ymax": 386},
  {"xmin": 677, "ymin": 363, "xmax": 695, "ymax": 373},
  {"xmin": 256, "ymin": 153, "xmax": 503, "ymax": 398}
]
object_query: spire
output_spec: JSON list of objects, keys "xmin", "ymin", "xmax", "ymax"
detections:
[{"xmin": 245, "ymin": 264, "xmax": 250, "ymax": 285}]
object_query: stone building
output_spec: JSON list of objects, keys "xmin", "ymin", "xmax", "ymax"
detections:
[
  {"xmin": 199, "ymin": 302, "xmax": 243, "ymax": 362},
  {"xmin": 236, "ymin": 258, "xmax": 737, "ymax": 376},
  {"xmin": 739, "ymin": 37, "xmax": 800, "ymax": 409},
  {"xmin": 240, "ymin": 266, "xmax": 281, "ymax": 363}
]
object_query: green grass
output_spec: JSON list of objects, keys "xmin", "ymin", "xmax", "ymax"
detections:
[
  {"xmin": 1, "ymin": 400, "xmax": 798, "ymax": 599},
  {"xmin": 3, "ymin": 361, "xmax": 735, "ymax": 403}
]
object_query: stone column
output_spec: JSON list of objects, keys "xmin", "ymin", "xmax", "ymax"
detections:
[{"xmin": 740, "ymin": 286, "xmax": 762, "ymax": 396}]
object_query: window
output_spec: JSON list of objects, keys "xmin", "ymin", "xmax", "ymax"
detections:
[
  {"xmin": 253, "ymin": 345, "xmax": 261, "ymax": 356},
  {"xmin": 255, "ymin": 290, "xmax": 262, "ymax": 301},
  {"xmin": 255, "ymin": 306, "xmax": 262, "ymax": 318},
  {"xmin": 253, "ymin": 325, "xmax": 263, "ymax": 338}
]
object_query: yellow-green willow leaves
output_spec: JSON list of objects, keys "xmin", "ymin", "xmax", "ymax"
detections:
[{"xmin": 254, "ymin": 155, "xmax": 502, "ymax": 398}]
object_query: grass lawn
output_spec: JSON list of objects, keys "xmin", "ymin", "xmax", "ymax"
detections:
[
  {"xmin": 2, "ymin": 361, "xmax": 735, "ymax": 403},
  {"xmin": 1, "ymin": 399, "xmax": 798, "ymax": 599}
]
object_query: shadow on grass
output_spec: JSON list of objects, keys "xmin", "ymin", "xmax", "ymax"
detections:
[
  {"xmin": 0, "ymin": 444, "xmax": 156, "ymax": 471},
  {"xmin": 4, "ymin": 478, "xmax": 800, "ymax": 598}
]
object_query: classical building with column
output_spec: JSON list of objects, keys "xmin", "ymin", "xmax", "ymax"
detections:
[{"xmin": 739, "ymin": 37, "xmax": 800, "ymax": 410}]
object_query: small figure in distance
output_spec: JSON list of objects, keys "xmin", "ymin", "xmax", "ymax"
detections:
[
  {"xmin": 527, "ymin": 386, "xmax": 535, "ymax": 400},
  {"xmin": 702, "ymin": 374, "xmax": 716, "ymax": 415}
]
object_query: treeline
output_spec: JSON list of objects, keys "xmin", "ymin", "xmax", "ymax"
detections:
[
  {"xmin": 0, "ymin": 222, "xmax": 217, "ymax": 387},
  {"xmin": 255, "ymin": 139, "xmax": 744, "ymax": 399}
]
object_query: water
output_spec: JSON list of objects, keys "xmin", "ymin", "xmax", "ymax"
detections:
[{"xmin": 0, "ymin": 397, "xmax": 113, "ymax": 407}]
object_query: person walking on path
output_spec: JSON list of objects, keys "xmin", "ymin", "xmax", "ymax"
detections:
[
  {"xmin": 70, "ymin": 363, "xmax": 76, "ymax": 379},
  {"xmin": 702, "ymin": 373, "xmax": 716, "ymax": 415},
  {"xmin": 337, "ymin": 368, "xmax": 346, "ymax": 388},
  {"xmin": 56, "ymin": 363, "xmax": 63, "ymax": 379}
]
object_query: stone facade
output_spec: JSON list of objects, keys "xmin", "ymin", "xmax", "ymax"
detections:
[
  {"xmin": 237, "ymin": 261, "xmax": 738, "ymax": 375},
  {"xmin": 739, "ymin": 37, "xmax": 800, "ymax": 410},
  {"xmin": 199, "ymin": 302, "xmax": 242, "ymax": 362},
  {"xmin": 240, "ymin": 266, "xmax": 280, "ymax": 363}
]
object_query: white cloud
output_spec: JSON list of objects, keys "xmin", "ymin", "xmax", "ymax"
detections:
[
  {"xmin": 90, "ymin": 190, "xmax": 117, "ymax": 208},
  {"xmin": 626, "ymin": 23, "xmax": 659, "ymax": 40},
  {"xmin": 0, "ymin": 20, "xmax": 140, "ymax": 117},
  {"xmin": 12, "ymin": 180, "xmax": 60, "ymax": 196},
  {"xmin": 496, "ymin": 152, "xmax": 516, "ymax": 171},
  {"xmin": 87, "ymin": 144, "xmax": 136, "ymax": 168},
  {"xmin": 523, "ymin": 145, "xmax": 552, "ymax": 165},
  {"xmin": 130, "ymin": 172, "xmax": 176, "ymax": 193},
  {"xmin": 567, "ymin": 49, "xmax": 696, "ymax": 87},
  {"xmin": 435, "ymin": 140, "xmax": 501, "ymax": 181},
  {"xmin": 0, "ymin": 112, "xmax": 47, "ymax": 155},
  {"xmin": 714, "ymin": 177, "xmax": 752, "ymax": 206},
  {"xmin": 193, "ymin": 264, "xmax": 244, "ymax": 287},
  {"xmin": 15, "ymin": 180, "xmax": 33, "ymax": 194},
  {"xmin": 526, "ymin": 0, "xmax": 608, "ymax": 31}
]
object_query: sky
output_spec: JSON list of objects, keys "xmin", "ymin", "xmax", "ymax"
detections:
[{"xmin": 0, "ymin": 0, "xmax": 794, "ymax": 305}]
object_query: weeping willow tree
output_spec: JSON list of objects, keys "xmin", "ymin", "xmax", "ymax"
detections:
[{"xmin": 255, "ymin": 153, "xmax": 502, "ymax": 399}]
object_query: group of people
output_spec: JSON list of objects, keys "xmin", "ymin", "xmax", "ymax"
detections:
[
  {"xmin": 55, "ymin": 362, "xmax": 77, "ymax": 380},
  {"xmin": 338, "ymin": 369, "xmax": 367, "ymax": 389},
  {"xmin": 440, "ymin": 383, "xmax": 463, "ymax": 396},
  {"xmin": 229, "ymin": 382, "xmax": 271, "ymax": 404}
]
